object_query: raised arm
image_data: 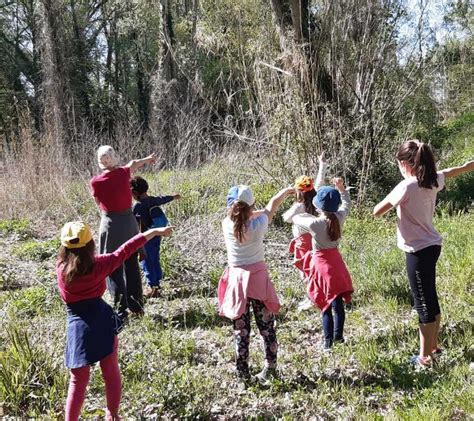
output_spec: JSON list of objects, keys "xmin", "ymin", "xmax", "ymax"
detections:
[
  {"xmin": 333, "ymin": 177, "xmax": 351, "ymax": 220},
  {"xmin": 126, "ymin": 153, "xmax": 157, "ymax": 173},
  {"xmin": 440, "ymin": 160, "xmax": 474, "ymax": 178},
  {"xmin": 314, "ymin": 152, "xmax": 328, "ymax": 191},
  {"xmin": 263, "ymin": 187, "xmax": 295, "ymax": 224}
]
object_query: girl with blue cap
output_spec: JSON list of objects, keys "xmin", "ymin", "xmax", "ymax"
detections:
[
  {"xmin": 292, "ymin": 178, "xmax": 353, "ymax": 349},
  {"xmin": 218, "ymin": 184, "xmax": 294, "ymax": 382}
]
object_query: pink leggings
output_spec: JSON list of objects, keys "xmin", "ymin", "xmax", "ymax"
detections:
[{"xmin": 65, "ymin": 336, "xmax": 121, "ymax": 421}]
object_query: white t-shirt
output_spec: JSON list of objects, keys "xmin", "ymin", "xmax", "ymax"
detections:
[
  {"xmin": 386, "ymin": 172, "xmax": 445, "ymax": 253},
  {"xmin": 222, "ymin": 214, "xmax": 268, "ymax": 266},
  {"xmin": 283, "ymin": 203, "xmax": 308, "ymax": 237},
  {"xmin": 292, "ymin": 190, "xmax": 351, "ymax": 250}
]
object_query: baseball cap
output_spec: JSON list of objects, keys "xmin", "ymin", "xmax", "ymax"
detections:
[
  {"xmin": 60, "ymin": 221, "xmax": 93, "ymax": 249},
  {"xmin": 227, "ymin": 185, "xmax": 255, "ymax": 207},
  {"xmin": 313, "ymin": 186, "xmax": 341, "ymax": 213}
]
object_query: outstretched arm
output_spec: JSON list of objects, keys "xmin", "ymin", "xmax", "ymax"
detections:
[
  {"xmin": 441, "ymin": 160, "xmax": 474, "ymax": 178},
  {"xmin": 263, "ymin": 187, "xmax": 295, "ymax": 224},
  {"xmin": 373, "ymin": 198, "xmax": 393, "ymax": 217},
  {"xmin": 126, "ymin": 153, "xmax": 157, "ymax": 173}
]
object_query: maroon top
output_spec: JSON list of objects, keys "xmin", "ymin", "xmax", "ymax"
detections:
[
  {"xmin": 90, "ymin": 166, "xmax": 132, "ymax": 212},
  {"xmin": 57, "ymin": 234, "xmax": 146, "ymax": 303}
]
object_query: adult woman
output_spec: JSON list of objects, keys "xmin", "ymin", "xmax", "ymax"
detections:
[{"xmin": 90, "ymin": 145, "xmax": 156, "ymax": 318}]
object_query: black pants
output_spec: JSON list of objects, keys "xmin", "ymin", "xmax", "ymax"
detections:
[
  {"xmin": 405, "ymin": 245, "xmax": 441, "ymax": 324},
  {"xmin": 107, "ymin": 252, "xmax": 143, "ymax": 318}
]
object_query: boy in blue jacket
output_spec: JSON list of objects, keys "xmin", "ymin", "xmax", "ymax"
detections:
[{"xmin": 131, "ymin": 176, "xmax": 181, "ymax": 297}]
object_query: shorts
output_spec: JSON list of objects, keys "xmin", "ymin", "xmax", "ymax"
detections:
[{"xmin": 405, "ymin": 244, "xmax": 441, "ymax": 324}]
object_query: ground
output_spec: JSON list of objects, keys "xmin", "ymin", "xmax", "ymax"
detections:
[{"xmin": 0, "ymin": 198, "xmax": 472, "ymax": 419}]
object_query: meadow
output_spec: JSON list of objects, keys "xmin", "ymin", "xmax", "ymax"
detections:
[{"xmin": 0, "ymin": 159, "xmax": 473, "ymax": 419}]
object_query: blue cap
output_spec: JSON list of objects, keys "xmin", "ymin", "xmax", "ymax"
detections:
[{"xmin": 313, "ymin": 186, "xmax": 341, "ymax": 213}]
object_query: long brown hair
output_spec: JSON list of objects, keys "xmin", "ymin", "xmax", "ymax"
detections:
[
  {"xmin": 58, "ymin": 240, "xmax": 96, "ymax": 283},
  {"xmin": 228, "ymin": 201, "xmax": 252, "ymax": 243},
  {"xmin": 396, "ymin": 140, "xmax": 438, "ymax": 189},
  {"xmin": 296, "ymin": 189, "xmax": 317, "ymax": 215},
  {"xmin": 323, "ymin": 212, "xmax": 341, "ymax": 241}
]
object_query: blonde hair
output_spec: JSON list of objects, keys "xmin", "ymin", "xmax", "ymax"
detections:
[{"xmin": 97, "ymin": 145, "xmax": 119, "ymax": 170}]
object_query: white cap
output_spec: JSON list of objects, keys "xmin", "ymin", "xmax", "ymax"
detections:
[{"xmin": 227, "ymin": 185, "xmax": 255, "ymax": 207}]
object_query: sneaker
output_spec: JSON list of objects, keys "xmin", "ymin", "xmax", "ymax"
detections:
[
  {"xmin": 297, "ymin": 298, "xmax": 314, "ymax": 311},
  {"xmin": 324, "ymin": 339, "xmax": 333, "ymax": 350},
  {"xmin": 432, "ymin": 347, "xmax": 444, "ymax": 356},
  {"xmin": 255, "ymin": 367, "xmax": 278, "ymax": 384},
  {"xmin": 144, "ymin": 286, "xmax": 160, "ymax": 298},
  {"xmin": 410, "ymin": 355, "xmax": 434, "ymax": 368}
]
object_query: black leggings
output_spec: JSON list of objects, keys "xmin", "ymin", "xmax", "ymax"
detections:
[{"xmin": 405, "ymin": 245, "xmax": 441, "ymax": 324}]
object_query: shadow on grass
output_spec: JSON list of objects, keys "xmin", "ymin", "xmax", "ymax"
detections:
[
  {"xmin": 273, "ymin": 364, "xmax": 437, "ymax": 395},
  {"xmin": 151, "ymin": 307, "xmax": 227, "ymax": 330}
]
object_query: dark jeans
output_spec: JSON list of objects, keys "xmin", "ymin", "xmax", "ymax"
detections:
[
  {"xmin": 233, "ymin": 299, "xmax": 278, "ymax": 376},
  {"xmin": 107, "ymin": 252, "xmax": 143, "ymax": 318},
  {"xmin": 322, "ymin": 295, "xmax": 345, "ymax": 347},
  {"xmin": 405, "ymin": 245, "xmax": 441, "ymax": 324}
]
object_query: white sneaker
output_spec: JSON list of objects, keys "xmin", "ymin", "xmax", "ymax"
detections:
[{"xmin": 298, "ymin": 298, "xmax": 314, "ymax": 311}]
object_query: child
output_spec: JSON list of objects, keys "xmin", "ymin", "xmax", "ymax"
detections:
[
  {"xmin": 374, "ymin": 139, "xmax": 474, "ymax": 367},
  {"xmin": 57, "ymin": 221, "xmax": 173, "ymax": 420},
  {"xmin": 218, "ymin": 185, "xmax": 294, "ymax": 382},
  {"xmin": 292, "ymin": 178, "xmax": 353, "ymax": 349},
  {"xmin": 130, "ymin": 176, "xmax": 181, "ymax": 298},
  {"xmin": 283, "ymin": 153, "xmax": 327, "ymax": 310}
]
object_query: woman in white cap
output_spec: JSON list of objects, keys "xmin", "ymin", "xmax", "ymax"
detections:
[
  {"xmin": 90, "ymin": 145, "xmax": 156, "ymax": 319},
  {"xmin": 218, "ymin": 184, "xmax": 294, "ymax": 382}
]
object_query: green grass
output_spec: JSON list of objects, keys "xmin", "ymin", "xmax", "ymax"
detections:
[{"xmin": 0, "ymin": 158, "xmax": 472, "ymax": 418}]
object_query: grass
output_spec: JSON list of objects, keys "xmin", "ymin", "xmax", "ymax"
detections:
[{"xmin": 0, "ymin": 154, "xmax": 473, "ymax": 418}]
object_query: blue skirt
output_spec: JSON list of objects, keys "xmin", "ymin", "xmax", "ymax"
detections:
[{"xmin": 65, "ymin": 298, "xmax": 123, "ymax": 369}]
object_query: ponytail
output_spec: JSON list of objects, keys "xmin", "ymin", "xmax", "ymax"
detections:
[
  {"xmin": 228, "ymin": 201, "xmax": 252, "ymax": 243},
  {"xmin": 324, "ymin": 212, "xmax": 341, "ymax": 241},
  {"xmin": 396, "ymin": 140, "xmax": 438, "ymax": 189}
]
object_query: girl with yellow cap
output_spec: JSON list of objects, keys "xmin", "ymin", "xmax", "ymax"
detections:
[
  {"xmin": 57, "ymin": 221, "xmax": 173, "ymax": 420},
  {"xmin": 283, "ymin": 152, "xmax": 327, "ymax": 310}
]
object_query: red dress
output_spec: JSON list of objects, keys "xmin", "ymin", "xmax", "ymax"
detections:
[
  {"xmin": 301, "ymin": 248, "xmax": 353, "ymax": 312},
  {"xmin": 288, "ymin": 232, "xmax": 313, "ymax": 277}
]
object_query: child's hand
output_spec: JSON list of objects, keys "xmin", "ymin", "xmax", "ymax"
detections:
[
  {"xmin": 282, "ymin": 186, "xmax": 296, "ymax": 196},
  {"xmin": 173, "ymin": 193, "xmax": 181, "ymax": 200},
  {"xmin": 157, "ymin": 226, "xmax": 174, "ymax": 237},
  {"xmin": 318, "ymin": 151, "xmax": 326, "ymax": 164},
  {"xmin": 146, "ymin": 153, "xmax": 157, "ymax": 164},
  {"xmin": 332, "ymin": 177, "xmax": 345, "ymax": 191}
]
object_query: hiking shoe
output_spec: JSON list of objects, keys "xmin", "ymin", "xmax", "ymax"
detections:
[
  {"xmin": 255, "ymin": 367, "xmax": 278, "ymax": 384},
  {"xmin": 297, "ymin": 298, "xmax": 314, "ymax": 312}
]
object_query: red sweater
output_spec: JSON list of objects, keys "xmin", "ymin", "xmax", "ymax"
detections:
[
  {"xmin": 90, "ymin": 166, "xmax": 133, "ymax": 212},
  {"xmin": 57, "ymin": 234, "xmax": 147, "ymax": 304}
]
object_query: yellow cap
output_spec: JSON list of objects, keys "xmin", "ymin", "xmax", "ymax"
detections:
[
  {"xmin": 60, "ymin": 222, "xmax": 93, "ymax": 249},
  {"xmin": 294, "ymin": 175, "xmax": 314, "ymax": 192}
]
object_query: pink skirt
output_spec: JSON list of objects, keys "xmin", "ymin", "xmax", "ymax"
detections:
[
  {"xmin": 289, "ymin": 232, "xmax": 313, "ymax": 277},
  {"xmin": 217, "ymin": 261, "xmax": 280, "ymax": 320},
  {"xmin": 302, "ymin": 248, "xmax": 353, "ymax": 312}
]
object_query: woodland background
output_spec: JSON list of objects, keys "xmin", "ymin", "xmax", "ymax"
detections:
[
  {"xmin": 0, "ymin": 0, "xmax": 472, "ymax": 206},
  {"xmin": 0, "ymin": 1, "xmax": 473, "ymax": 419}
]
